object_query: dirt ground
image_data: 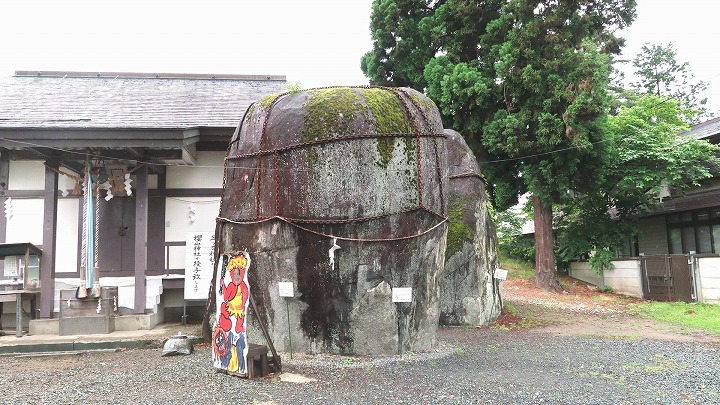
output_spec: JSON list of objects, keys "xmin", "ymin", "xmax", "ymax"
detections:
[{"xmin": 497, "ymin": 276, "xmax": 720, "ymax": 345}]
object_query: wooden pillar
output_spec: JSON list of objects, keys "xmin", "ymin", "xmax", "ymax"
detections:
[
  {"xmin": 41, "ymin": 161, "xmax": 59, "ymax": 318},
  {"xmin": 134, "ymin": 166, "xmax": 148, "ymax": 314},
  {"xmin": 147, "ymin": 169, "xmax": 166, "ymax": 272},
  {"xmin": 0, "ymin": 152, "xmax": 8, "ymax": 328},
  {"xmin": 0, "ymin": 151, "xmax": 9, "ymax": 242}
]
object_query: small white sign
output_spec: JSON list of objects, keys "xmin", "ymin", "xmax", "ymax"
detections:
[
  {"xmin": 3, "ymin": 256, "xmax": 18, "ymax": 277},
  {"xmin": 494, "ymin": 268, "xmax": 508, "ymax": 280},
  {"xmin": 278, "ymin": 282, "xmax": 294, "ymax": 297},
  {"xmin": 392, "ymin": 287, "xmax": 412, "ymax": 303}
]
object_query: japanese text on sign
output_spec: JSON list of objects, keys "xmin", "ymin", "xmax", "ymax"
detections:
[
  {"xmin": 392, "ymin": 287, "xmax": 412, "ymax": 303},
  {"xmin": 184, "ymin": 232, "xmax": 215, "ymax": 300}
]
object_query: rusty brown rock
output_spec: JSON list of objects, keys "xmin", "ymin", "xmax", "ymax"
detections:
[{"xmin": 216, "ymin": 87, "xmax": 448, "ymax": 355}]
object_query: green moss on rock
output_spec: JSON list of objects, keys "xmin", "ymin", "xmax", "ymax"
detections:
[
  {"xmin": 303, "ymin": 88, "xmax": 365, "ymax": 142},
  {"xmin": 361, "ymin": 88, "xmax": 413, "ymax": 168},
  {"xmin": 259, "ymin": 93, "xmax": 281, "ymax": 111},
  {"xmin": 446, "ymin": 200, "xmax": 475, "ymax": 261},
  {"xmin": 244, "ymin": 103, "xmax": 255, "ymax": 123}
]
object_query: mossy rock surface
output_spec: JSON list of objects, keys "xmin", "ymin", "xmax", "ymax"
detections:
[
  {"xmin": 217, "ymin": 86, "xmax": 449, "ymax": 355},
  {"xmin": 222, "ymin": 86, "xmax": 445, "ymax": 227},
  {"xmin": 440, "ymin": 129, "xmax": 502, "ymax": 327}
]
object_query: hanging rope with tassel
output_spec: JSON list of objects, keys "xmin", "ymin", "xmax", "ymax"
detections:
[
  {"xmin": 78, "ymin": 156, "xmax": 90, "ymax": 298},
  {"xmin": 93, "ymin": 178, "xmax": 101, "ymax": 296}
]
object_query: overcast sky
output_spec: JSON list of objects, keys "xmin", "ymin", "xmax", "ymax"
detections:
[{"xmin": 1, "ymin": 0, "xmax": 717, "ymax": 113}]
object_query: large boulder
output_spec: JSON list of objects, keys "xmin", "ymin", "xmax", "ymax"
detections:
[
  {"xmin": 439, "ymin": 129, "xmax": 502, "ymax": 326},
  {"xmin": 215, "ymin": 86, "xmax": 448, "ymax": 355}
]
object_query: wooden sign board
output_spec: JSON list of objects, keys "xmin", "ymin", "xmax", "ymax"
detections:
[{"xmin": 184, "ymin": 232, "xmax": 215, "ymax": 300}]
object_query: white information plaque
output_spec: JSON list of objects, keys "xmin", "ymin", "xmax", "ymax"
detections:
[
  {"xmin": 278, "ymin": 282, "xmax": 294, "ymax": 297},
  {"xmin": 494, "ymin": 268, "xmax": 508, "ymax": 280},
  {"xmin": 392, "ymin": 287, "xmax": 412, "ymax": 303}
]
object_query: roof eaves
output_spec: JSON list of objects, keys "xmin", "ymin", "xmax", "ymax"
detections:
[{"xmin": 13, "ymin": 70, "xmax": 287, "ymax": 82}]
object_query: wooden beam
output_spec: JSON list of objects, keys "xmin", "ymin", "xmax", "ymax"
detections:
[
  {"xmin": 134, "ymin": 166, "xmax": 149, "ymax": 314},
  {"xmin": 41, "ymin": 161, "xmax": 59, "ymax": 318},
  {"xmin": 149, "ymin": 188, "xmax": 222, "ymax": 198}
]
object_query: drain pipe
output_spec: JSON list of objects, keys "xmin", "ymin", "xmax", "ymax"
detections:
[{"xmin": 689, "ymin": 251, "xmax": 699, "ymax": 302}]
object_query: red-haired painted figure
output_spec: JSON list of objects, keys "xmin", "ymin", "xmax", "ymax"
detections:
[{"xmin": 212, "ymin": 252, "xmax": 251, "ymax": 375}]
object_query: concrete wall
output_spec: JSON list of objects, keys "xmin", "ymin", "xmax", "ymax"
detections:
[
  {"xmin": 569, "ymin": 259, "xmax": 643, "ymax": 298},
  {"xmin": 165, "ymin": 197, "xmax": 220, "ymax": 269},
  {"xmin": 568, "ymin": 261, "xmax": 603, "ymax": 286},
  {"xmin": 696, "ymin": 256, "xmax": 720, "ymax": 304},
  {"xmin": 53, "ymin": 275, "xmax": 179, "ymax": 313},
  {"xmin": 164, "ymin": 151, "xmax": 223, "ymax": 270},
  {"xmin": 56, "ymin": 199, "xmax": 79, "ymax": 272},
  {"xmin": 8, "ymin": 160, "xmax": 44, "ymax": 190},
  {"xmin": 166, "ymin": 151, "xmax": 224, "ymax": 189}
]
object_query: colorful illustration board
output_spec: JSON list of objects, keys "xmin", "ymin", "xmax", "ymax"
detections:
[{"xmin": 212, "ymin": 252, "xmax": 251, "ymax": 376}]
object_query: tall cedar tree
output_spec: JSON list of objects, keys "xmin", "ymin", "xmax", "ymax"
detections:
[{"xmin": 361, "ymin": 0, "xmax": 636, "ymax": 291}]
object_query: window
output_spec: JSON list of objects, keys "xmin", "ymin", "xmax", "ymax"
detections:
[
  {"xmin": 667, "ymin": 208, "xmax": 720, "ymax": 254},
  {"xmin": 669, "ymin": 228, "xmax": 682, "ymax": 253}
]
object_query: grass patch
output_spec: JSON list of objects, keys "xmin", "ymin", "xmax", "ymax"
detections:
[
  {"xmin": 499, "ymin": 253, "xmax": 535, "ymax": 279},
  {"xmin": 630, "ymin": 301, "xmax": 720, "ymax": 334}
]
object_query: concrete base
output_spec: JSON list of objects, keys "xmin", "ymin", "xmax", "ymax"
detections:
[
  {"xmin": 114, "ymin": 311, "xmax": 163, "ymax": 331},
  {"xmin": 60, "ymin": 315, "xmax": 113, "ymax": 335},
  {"xmin": 29, "ymin": 318, "xmax": 59, "ymax": 335},
  {"xmin": 29, "ymin": 312, "xmax": 163, "ymax": 335}
]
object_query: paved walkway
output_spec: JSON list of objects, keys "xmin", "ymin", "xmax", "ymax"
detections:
[{"xmin": 0, "ymin": 322, "xmax": 202, "ymax": 354}]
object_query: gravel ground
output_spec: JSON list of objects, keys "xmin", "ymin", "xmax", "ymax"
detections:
[{"xmin": 1, "ymin": 325, "xmax": 718, "ymax": 405}]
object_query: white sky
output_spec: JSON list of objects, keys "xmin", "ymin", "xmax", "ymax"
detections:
[{"xmin": 0, "ymin": 0, "xmax": 718, "ymax": 113}]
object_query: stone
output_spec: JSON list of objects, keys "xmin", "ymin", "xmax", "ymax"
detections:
[
  {"xmin": 217, "ymin": 87, "xmax": 448, "ymax": 355},
  {"xmin": 161, "ymin": 332, "xmax": 194, "ymax": 356},
  {"xmin": 439, "ymin": 129, "xmax": 502, "ymax": 326}
]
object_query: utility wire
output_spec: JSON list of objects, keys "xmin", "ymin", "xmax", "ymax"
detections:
[{"xmin": 0, "ymin": 134, "xmax": 612, "ymax": 171}]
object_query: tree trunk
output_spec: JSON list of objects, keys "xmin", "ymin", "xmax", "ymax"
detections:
[{"xmin": 533, "ymin": 195, "xmax": 563, "ymax": 292}]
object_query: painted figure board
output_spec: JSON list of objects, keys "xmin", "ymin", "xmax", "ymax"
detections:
[{"xmin": 212, "ymin": 252, "xmax": 251, "ymax": 376}]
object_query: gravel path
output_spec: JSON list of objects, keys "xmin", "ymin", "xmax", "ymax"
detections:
[{"xmin": 1, "ymin": 325, "xmax": 718, "ymax": 405}]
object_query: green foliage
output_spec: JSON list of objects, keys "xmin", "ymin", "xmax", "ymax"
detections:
[
  {"xmin": 360, "ymin": 0, "xmax": 436, "ymax": 88},
  {"xmin": 286, "ymin": 81, "xmax": 303, "ymax": 94},
  {"xmin": 362, "ymin": 0, "xmax": 637, "ymax": 290},
  {"xmin": 631, "ymin": 301, "xmax": 720, "ymax": 334},
  {"xmin": 555, "ymin": 95, "xmax": 719, "ymax": 264},
  {"xmin": 630, "ymin": 42, "xmax": 710, "ymax": 120},
  {"xmin": 498, "ymin": 253, "xmax": 535, "ymax": 279},
  {"xmin": 602, "ymin": 285, "xmax": 613, "ymax": 293},
  {"xmin": 589, "ymin": 249, "xmax": 615, "ymax": 274},
  {"xmin": 496, "ymin": 208, "xmax": 535, "ymax": 264}
]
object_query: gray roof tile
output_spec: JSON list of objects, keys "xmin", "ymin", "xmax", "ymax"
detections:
[
  {"xmin": 678, "ymin": 116, "xmax": 720, "ymax": 141},
  {"xmin": 0, "ymin": 72, "xmax": 286, "ymax": 129}
]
